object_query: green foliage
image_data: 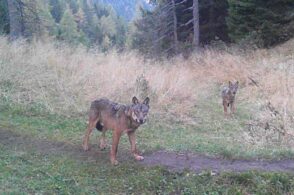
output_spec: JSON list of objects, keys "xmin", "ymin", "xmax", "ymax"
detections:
[
  {"xmin": 2, "ymin": 0, "xmax": 127, "ymax": 49},
  {"xmin": 1, "ymin": 145, "xmax": 294, "ymax": 194},
  {"xmin": 49, "ymin": 0, "xmax": 65, "ymax": 23},
  {"xmin": 37, "ymin": 0, "xmax": 57, "ymax": 36},
  {"xmin": 0, "ymin": 0, "xmax": 9, "ymax": 34},
  {"xmin": 199, "ymin": 0, "xmax": 229, "ymax": 44},
  {"xmin": 3, "ymin": 0, "xmax": 293, "ymax": 52},
  {"xmin": 227, "ymin": 0, "xmax": 294, "ymax": 47},
  {"xmin": 68, "ymin": 0, "xmax": 79, "ymax": 14},
  {"xmin": 58, "ymin": 7, "xmax": 80, "ymax": 43}
]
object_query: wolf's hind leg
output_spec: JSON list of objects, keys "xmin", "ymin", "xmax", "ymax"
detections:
[{"xmin": 83, "ymin": 112, "xmax": 98, "ymax": 151}]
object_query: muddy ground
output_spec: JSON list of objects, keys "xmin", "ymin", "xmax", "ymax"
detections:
[{"xmin": 1, "ymin": 128, "xmax": 294, "ymax": 173}]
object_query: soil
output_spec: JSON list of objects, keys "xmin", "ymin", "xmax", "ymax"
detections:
[
  {"xmin": 1, "ymin": 128, "xmax": 294, "ymax": 173},
  {"xmin": 141, "ymin": 151, "xmax": 294, "ymax": 173}
]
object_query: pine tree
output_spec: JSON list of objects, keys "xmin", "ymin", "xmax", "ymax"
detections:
[
  {"xmin": 132, "ymin": 0, "xmax": 230, "ymax": 56},
  {"xmin": 227, "ymin": 0, "xmax": 294, "ymax": 47},
  {"xmin": 37, "ymin": 0, "xmax": 57, "ymax": 37},
  {"xmin": 59, "ymin": 5, "xmax": 85, "ymax": 44},
  {"xmin": 0, "ymin": 0, "xmax": 9, "ymax": 34},
  {"xmin": 7, "ymin": 0, "xmax": 25, "ymax": 39},
  {"xmin": 114, "ymin": 16, "xmax": 127, "ymax": 49},
  {"xmin": 49, "ymin": 0, "xmax": 65, "ymax": 23},
  {"xmin": 68, "ymin": 0, "xmax": 79, "ymax": 14}
]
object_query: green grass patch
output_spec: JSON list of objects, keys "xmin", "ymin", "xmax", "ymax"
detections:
[
  {"xmin": 1, "ymin": 95, "xmax": 294, "ymax": 159},
  {"xmin": 1, "ymin": 145, "xmax": 294, "ymax": 194}
]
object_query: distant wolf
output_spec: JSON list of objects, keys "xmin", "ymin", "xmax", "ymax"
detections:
[
  {"xmin": 82, "ymin": 96, "xmax": 150, "ymax": 165},
  {"xmin": 222, "ymin": 81, "xmax": 239, "ymax": 116}
]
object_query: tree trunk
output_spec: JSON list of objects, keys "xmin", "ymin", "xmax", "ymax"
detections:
[
  {"xmin": 193, "ymin": 0, "xmax": 200, "ymax": 49},
  {"xmin": 8, "ymin": 0, "xmax": 25, "ymax": 40},
  {"xmin": 209, "ymin": 0, "xmax": 214, "ymax": 39},
  {"xmin": 172, "ymin": 0, "xmax": 178, "ymax": 54}
]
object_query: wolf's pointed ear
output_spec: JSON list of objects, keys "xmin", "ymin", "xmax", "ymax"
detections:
[
  {"xmin": 143, "ymin": 97, "xmax": 150, "ymax": 106},
  {"xmin": 132, "ymin": 96, "xmax": 139, "ymax": 104},
  {"xmin": 235, "ymin": 81, "xmax": 239, "ymax": 86},
  {"xmin": 228, "ymin": 81, "xmax": 233, "ymax": 87}
]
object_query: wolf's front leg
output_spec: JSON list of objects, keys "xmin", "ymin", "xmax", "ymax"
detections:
[
  {"xmin": 230, "ymin": 102, "xmax": 236, "ymax": 114},
  {"xmin": 223, "ymin": 100, "xmax": 228, "ymax": 116},
  {"xmin": 110, "ymin": 130, "xmax": 121, "ymax": 165},
  {"xmin": 128, "ymin": 131, "xmax": 144, "ymax": 161}
]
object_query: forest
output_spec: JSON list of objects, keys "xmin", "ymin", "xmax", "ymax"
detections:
[{"xmin": 1, "ymin": 0, "xmax": 293, "ymax": 54}]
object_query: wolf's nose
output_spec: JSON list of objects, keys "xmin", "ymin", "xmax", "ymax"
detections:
[{"xmin": 139, "ymin": 119, "xmax": 144, "ymax": 124}]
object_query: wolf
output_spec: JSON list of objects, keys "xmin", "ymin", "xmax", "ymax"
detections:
[
  {"xmin": 222, "ymin": 81, "xmax": 239, "ymax": 116},
  {"xmin": 82, "ymin": 96, "xmax": 150, "ymax": 165}
]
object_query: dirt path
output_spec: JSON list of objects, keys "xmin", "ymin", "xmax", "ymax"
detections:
[
  {"xmin": 141, "ymin": 151, "xmax": 294, "ymax": 173},
  {"xmin": 1, "ymin": 128, "xmax": 294, "ymax": 173}
]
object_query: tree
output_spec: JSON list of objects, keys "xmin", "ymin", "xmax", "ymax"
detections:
[
  {"xmin": 192, "ymin": 0, "xmax": 199, "ymax": 49},
  {"xmin": 0, "ymin": 0, "xmax": 9, "ymax": 34},
  {"xmin": 49, "ymin": 0, "xmax": 65, "ymax": 23},
  {"xmin": 7, "ymin": 0, "xmax": 51, "ymax": 39},
  {"xmin": 3, "ymin": 0, "xmax": 128, "ymax": 48},
  {"xmin": 172, "ymin": 0, "xmax": 179, "ymax": 53},
  {"xmin": 37, "ymin": 0, "xmax": 57, "ymax": 36},
  {"xmin": 59, "ymin": 5, "xmax": 86, "ymax": 44},
  {"xmin": 68, "ymin": 0, "xmax": 79, "ymax": 14},
  {"xmin": 227, "ymin": 0, "xmax": 294, "ymax": 47},
  {"xmin": 132, "ymin": 0, "xmax": 230, "ymax": 56},
  {"xmin": 7, "ymin": 0, "xmax": 25, "ymax": 39}
]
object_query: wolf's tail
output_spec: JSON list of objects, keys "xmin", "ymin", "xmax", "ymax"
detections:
[{"xmin": 96, "ymin": 121, "xmax": 103, "ymax": 131}]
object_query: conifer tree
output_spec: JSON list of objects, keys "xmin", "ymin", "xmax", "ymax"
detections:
[
  {"xmin": 59, "ymin": 5, "xmax": 85, "ymax": 44},
  {"xmin": 37, "ymin": 0, "xmax": 57, "ymax": 36},
  {"xmin": 227, "ymin": 0, "xmax": 294, "ymax": 47},
  {"xmin": 0, "ymin": 0, "xmax": 9, "ymax": 34},
  {"xmin": 49, "ymin": 0, "xmax": 65, "ymax": 23}
]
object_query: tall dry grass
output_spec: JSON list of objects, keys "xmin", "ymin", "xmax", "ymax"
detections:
[{"xmin": 0, "ymin": 36, "xmax": 293, "ymax": 132}]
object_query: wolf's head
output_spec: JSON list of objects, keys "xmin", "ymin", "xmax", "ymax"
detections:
[
  {"xmin": 228, "ymin": 81, "xmax": 239, "ymax": 96},
  {"xmin": 129, "ymin": 96, "xmax": 150, "ymax": 124}
]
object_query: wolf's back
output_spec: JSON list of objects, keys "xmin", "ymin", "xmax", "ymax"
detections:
[{"xmin": 90, "ymin": 98, "xmax": 113, "ymax": 112}]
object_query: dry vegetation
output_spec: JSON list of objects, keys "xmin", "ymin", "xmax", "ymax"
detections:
[{"xmin": 0, "ymin": 36, "xmax": 293, "ymax": 148}]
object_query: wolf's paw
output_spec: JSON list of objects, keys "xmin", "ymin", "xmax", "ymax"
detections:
[
  {"xmin": 134, "ymin": 154, "xmax": 144, "ymax": 161},
  {"xmin": 82, "ymin": 143, "xmax": 90, "ymax": 151},
  {"xmin": 111, "ymin": 159, "xmax": 119, "ymax": 166}
]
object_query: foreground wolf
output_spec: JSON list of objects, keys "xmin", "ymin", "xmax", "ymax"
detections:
[
  {"xmin": 222, "ymin": 81, "xmax": 239, "ymax": 116},
  {"xmin": 82, "ymin": 96, "xmax": 150, "ymax": 165}
]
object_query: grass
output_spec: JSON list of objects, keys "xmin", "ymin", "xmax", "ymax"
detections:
[
  {"xmin": 1, "ymin": 93, "xmax": 294, "ymax": 160},
  {"xmin": 1, "ymin": 143, "xmax": 294, "ymax": 194}
]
